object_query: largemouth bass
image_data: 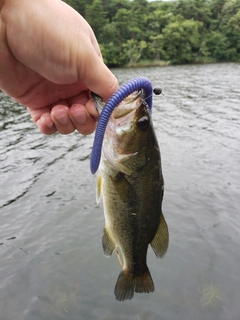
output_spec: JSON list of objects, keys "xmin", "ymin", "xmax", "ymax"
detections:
[{"xmin": 94, "ymin": 91, "xmax": 169, "ymax": 301}]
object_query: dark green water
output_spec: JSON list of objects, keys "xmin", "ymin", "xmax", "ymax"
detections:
[{"xmin": 1, "ymin": 63, "xmax": 240, "ymax": 320}]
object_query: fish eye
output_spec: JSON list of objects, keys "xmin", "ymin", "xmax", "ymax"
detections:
[{"xmin": 137, "ymin": 116, "xmax": 149, "ymax": 130}]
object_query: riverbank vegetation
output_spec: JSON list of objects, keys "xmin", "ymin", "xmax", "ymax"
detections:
[{"xmin": 64, "ymin": 0, "xmax": 240, "ymax": 67}]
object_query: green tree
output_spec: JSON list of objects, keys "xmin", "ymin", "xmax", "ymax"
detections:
[
  {"xmin": 209, "ymin": 0, "xmax": 226, "ymax": 22},
  {"xmin": 102, "ymin": 0, "xmax": 131, "ymax": 22},
  {"xmin": 64, "ymin": 0, "xmax": 88, "ymax": 17},
  {"xmin": 85, "ymin": 0, "xmax": 107, "ymax": 40},
  {"xmin": 123, "ymin": 39, "xmax": 147, "ymax": 66},
  {"xmin": 205, "ymin": 31, "xmax": 230, "ymax": 60},
  {"xmin": 63, "ymin": 0, "xmax": 240, "ymax": 66},
  {"xmin": 172, "ymin": 0, "xmax": 212, "ymax": 27},
  {"xmin": 129, "ymin": 0, "xmax": 149, "ymax": 40},
  {"xmin": 113, "ymin": 8, "xmax": 132, "ymax": 57},
  {"xmin": 225, "ymin": 10, "xmax": 240, "ymax": 59},
  {"xmin": 162, "ymin": 17, "xmax": 202, "ymax": 63},
  {"xmin": 220, "ymin": 0, "xmax": 240, "ymax": 26},
  {"xmin": 99, "ymin": 21, "xmax": 127, "ymax": 67},
  {"xmin": 149, "ymin": 34, "xmax": 164, "ymax": 60}
]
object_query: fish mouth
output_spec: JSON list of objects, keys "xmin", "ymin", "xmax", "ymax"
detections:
[
  {"xmin": 112, "ymin": 91, "xmax": 142, "ymax": 119},
  {"xmin": 91, "ymin": 92, "xmax": 105, "ymax": 114},
  {"xmin": 91, "ymin": 90, "xmax": 142, "ymax": 118},
  {"xmin": 107, "ymin": 91, "xmax": 142, "ymax": 135}
]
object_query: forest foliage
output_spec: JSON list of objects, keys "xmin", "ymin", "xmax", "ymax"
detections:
[{"xmin": 64, "ymin": 0, "xmax": 240, "ymax": 67}]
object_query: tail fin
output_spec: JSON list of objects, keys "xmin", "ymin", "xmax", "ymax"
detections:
[{"xmin": 114, "ymin": 268, "xmax": 154, "ymax": 302}]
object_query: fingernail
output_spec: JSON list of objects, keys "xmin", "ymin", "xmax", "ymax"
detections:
[
  {"xmin": 75, "ymin": 115, "xmax": 86, "ymax": 124},
  {"xmin": 56, "ymin": 114, "xmax": 68, "ymax": 125},
  {"xmin": 46, "ymin": 121, "xmax": 54, "ymax": 129},
  {"xmin": 71, "ymin": 105, "xmax": 87, "ymax": 125}
]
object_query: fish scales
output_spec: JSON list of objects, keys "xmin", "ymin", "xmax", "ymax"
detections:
[{"xmin": 95, "ymin": 91, "xmax": 169, "ymax": 301}]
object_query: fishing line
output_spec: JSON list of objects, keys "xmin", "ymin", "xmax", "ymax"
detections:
[
  {"xmin": 142, "ymin": 88, "xmax": 164, "ymax": 110},
  {"xmin": 142, "ymin": 92, "xmax": 153, "ymax": 107},
  {"xmin": 90, "ymin": 77, "xmax": 155, "ymax": 174}
]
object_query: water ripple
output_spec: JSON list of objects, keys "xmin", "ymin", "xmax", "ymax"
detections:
[{"xmin": 0, "ymin": 63, "xmax": 240, "ymax": 319}]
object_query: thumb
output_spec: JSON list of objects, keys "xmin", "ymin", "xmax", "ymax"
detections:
[{"xmin": 78, "ymin": 49, "xmax": 119, "ymax": 102}]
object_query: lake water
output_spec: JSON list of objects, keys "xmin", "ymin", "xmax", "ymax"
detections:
[{"xmin": 0, "ymin": 63, "xmax": 240, "ymax": 320}]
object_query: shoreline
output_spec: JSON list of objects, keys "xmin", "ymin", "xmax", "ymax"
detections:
[{"xmin": 119, "ymin": 58, "xmax": 240, "ymax": 69}]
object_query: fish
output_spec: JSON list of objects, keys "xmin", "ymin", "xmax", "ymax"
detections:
[{"xmin": 94, "ymin": 90, "xmax": 169, "ymax": 302}]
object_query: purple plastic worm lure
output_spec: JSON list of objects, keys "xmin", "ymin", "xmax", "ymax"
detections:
[{"xmin": 90, "ymin": 77, "xmax": 153, "ymax": 174}]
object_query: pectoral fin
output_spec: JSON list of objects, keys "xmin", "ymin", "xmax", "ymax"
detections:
[
  {"xmin": 110, "ymin": 172, "xmax": 138, "ymax": 206},
  {"xmin": 96, "ymin": 174, "xmax": 102, "ymax": 203},
  {"xmin": 150, "ymin": 213, "xmax": 169, "ymax": 258},
  {"xmin": 102, "ymin": 227, "xmax": 116, "ymax": 257}
]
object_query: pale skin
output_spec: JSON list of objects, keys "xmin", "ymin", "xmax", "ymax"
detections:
[{"xmin": 0, "ymin": 0, "xmax": 119, "ymax": 135}]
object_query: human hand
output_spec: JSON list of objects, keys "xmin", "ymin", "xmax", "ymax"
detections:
[{"xmin": 0, "ymin": 0, "xmax": 119, "ymax": 135}]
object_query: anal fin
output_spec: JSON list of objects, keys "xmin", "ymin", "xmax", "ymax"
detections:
[
  {"xmin": 116, "ymin": 247, "xmax": 123, "ymax": 268},
  {"xmin": 150, "ymin": 213, "xmax": 169, "ymax": 258}
]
